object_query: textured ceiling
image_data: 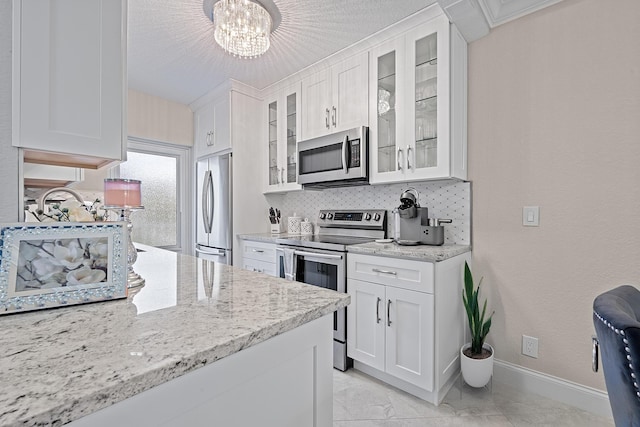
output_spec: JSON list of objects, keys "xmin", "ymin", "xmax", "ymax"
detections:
[{"xmin": 128, "ymin": 0, "xmax": 436, "ymax": 105}]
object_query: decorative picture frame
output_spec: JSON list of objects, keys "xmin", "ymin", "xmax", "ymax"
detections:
[{"xmin": 0, "ymin": 222, "xmax": 128, "ymax": 315}]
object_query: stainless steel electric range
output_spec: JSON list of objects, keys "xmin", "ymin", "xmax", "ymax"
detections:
[{"xmin": 275, "ymin": 209, "xmax": 387, "ymax": 371}]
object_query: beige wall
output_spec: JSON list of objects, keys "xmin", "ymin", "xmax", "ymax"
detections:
[
  {"xmin": 128, "ymin": 89, "xmax": 193, "ymax": 146},
  {"xmin": 468, "ymin": 0, "xmax": 640, "ymax": 390}
]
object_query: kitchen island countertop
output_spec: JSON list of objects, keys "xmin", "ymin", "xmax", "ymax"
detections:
[{"xmin": 0, "ymin": 245, "xmax": 349, "ymax": 426}]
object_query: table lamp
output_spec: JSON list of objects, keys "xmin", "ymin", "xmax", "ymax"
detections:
[{"xmin": 103, "ymin": 178, "xmax": 145, "ymax": 289}]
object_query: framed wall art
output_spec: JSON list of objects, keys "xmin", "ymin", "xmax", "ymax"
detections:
[{"xmin": 0, "ymin": 222, "xmax": 128, "ymax": 315}]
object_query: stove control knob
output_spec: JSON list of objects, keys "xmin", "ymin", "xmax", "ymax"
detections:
[
  {"xmin": 327, "ymin": 213, "xmax": 333, "ymax": 220},
  {"xmin": 319, "ymin": 213, "xmax": 326, "ymax": 220},
  {"xmin": 364, "ymin": 213, "xmax": 372, "ymax": 220},
  {"xmin": 373, "ymin": 213, "xmax": 381, "ymax": 221}
]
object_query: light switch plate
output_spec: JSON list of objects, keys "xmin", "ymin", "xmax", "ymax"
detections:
[{"xmin": 523, "ymin": 206, "xmax": 539, "ymax": 226}]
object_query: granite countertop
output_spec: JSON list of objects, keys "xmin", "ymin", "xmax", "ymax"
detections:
[
  {"xmin": 0, "ymin": 245, "xmax": 349, "ymax": 427},
  {"xmin": 238, "ymin": 232, "xmax": 294, "ymax": 243},
  {"xmin": 347, "ymin": 242, "xmax": 471, "ymax": 262},
  {"xmin": 239, "ymin": 234, "xmax": 470, "ymax": 262}
]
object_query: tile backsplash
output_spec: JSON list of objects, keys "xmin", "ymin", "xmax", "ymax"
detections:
[{"xmin": 265, "ymin": 180, "xmax": 471, "ymax": 245}]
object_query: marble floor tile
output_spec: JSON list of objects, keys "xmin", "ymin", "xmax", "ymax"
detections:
[{"xmin": 333, "ymin": 369, "xmax": 615, "ymax": 426}]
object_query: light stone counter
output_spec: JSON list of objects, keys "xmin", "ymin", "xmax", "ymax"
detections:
[
  {"xmin": 0, "ymin": 245, "xmax": 349, "ymax": 426},
  {"xmin": 238, "ymin": 232, "xmax": 296, "ymax": 243},
  {"xmin": 347, "ymin": 242, "xmax": 471, "ymax": 262}
]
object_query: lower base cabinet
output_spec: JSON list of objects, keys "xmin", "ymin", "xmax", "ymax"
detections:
[
  {"xmin": 240, "ymin": 240, "xmax": 277, "ymax": 276},
  {"xmin": 347, "ymin": 252, "xmax": 470, "ymax": 405},
  {"xmin": 348, "ymin": 279, "xmax": 434, "ymax": 390}
]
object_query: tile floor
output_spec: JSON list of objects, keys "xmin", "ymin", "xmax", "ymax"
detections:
[{"xmin": 333, "ymin": 369, "xmax": 614, "ymax": 426}]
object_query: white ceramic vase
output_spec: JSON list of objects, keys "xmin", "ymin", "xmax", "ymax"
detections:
[{"xmin": 460, "ymin": 343, "xmax": 494, "ymax": 388}]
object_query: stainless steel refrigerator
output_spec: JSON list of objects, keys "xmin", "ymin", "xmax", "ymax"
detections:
[{"xmin": 196, "ymin": 153, "xmax": 232, "ymax": 264}]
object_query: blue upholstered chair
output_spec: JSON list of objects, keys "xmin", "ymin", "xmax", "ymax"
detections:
[{"xmin": 593, "ymin": 285, "xmax": 640, "ymax": 426}]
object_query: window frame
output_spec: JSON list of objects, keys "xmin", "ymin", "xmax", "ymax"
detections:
[{"xmin": 111, "ymin": 137, "xmax": 192, "ymax": 253}]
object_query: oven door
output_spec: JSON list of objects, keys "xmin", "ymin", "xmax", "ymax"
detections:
[
  {"xmin": 276, "ymin": 246, "xmax": 346, "ymax": 343},
  {"xmin": 297, "ymin": 126, "xmax": 367, "ymax": 185}
]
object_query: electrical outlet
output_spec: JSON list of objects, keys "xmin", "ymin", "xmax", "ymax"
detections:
[{"xmin": 522, "ymin": 335, "xmax": 539, "ymax": 358}]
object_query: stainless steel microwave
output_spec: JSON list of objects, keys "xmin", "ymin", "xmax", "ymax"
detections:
[{"xmin": 297, "ymin": 126, "xmax": 368, "ymax": 189}]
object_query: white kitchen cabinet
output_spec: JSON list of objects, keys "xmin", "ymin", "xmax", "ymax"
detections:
[
  {"xmin": 348, "ymin": 257, "xmax": 434, "ymax": 390},
  {"xmin": 194, "ymin": 95, "xmax": 231, "ymax": 158},
  {"xmin": 240, "ymin": 240, "xmax": 277, "ymax": 277},
  {"xmin": 300, "ymin": 52, "xmax": 369, "ymax": 140},
  {"xmin": 264, "ymin": 82, "xmax": 302, "ymax": 193},
  {"xmin": 347, "ymin": 251, "xmax": 469, "ymax": 405},
  {"xmin": 12, "ymin": 0, "xmax": 126, "ymax": 169},
  {"xmin": 369, "ymin": 13, "xmax": 467, "ymax": 184}
]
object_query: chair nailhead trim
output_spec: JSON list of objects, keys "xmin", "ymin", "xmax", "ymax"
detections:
[{"xmin": 594, "ymin": 310, "xmax": 640, "ymax": 402}]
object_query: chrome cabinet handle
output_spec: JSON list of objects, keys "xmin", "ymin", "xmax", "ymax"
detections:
[
  {"xmin": 331, "ymin": 106, "xmax": 337, "ymax": 127},
  {"xmin": 372, "ymin": 268, "xmax": 397, "ymax": 275},
  {"xmin": 325, "ymin": 108, "xmax": 330, "ymax": 129},
  {"xmin": 407, "ymin": 145, "xmax": 412, "ymax": 170},
  {"xmin": 397, "ymin": 148, "xmax": 403, "ymax": 171},
  {"xmin": 252, "ymin": 249, "xmax": 264, "ymax": 253},
  {"xmin": 206, "ymin": 130, "xmax": 214, "ymax": 146},
  {"xmin": 387, "ymin": 299, "xmax": 392, "ymax": 327},
  {"xmin": 376, "ymin": 297, "xmax": 381, "ymax": 324}
]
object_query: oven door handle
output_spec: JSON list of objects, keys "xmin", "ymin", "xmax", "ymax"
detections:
[{"xmin": 293, "ymin": 250, "xmax": 343, "ymax": 260}]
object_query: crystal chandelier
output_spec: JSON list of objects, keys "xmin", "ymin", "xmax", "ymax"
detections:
[{"xmin": 213, "ymin": 0, "xmax": 272, "ymax": 58}]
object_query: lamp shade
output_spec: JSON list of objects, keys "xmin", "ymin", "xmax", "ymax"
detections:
[{"xmin": 104, "ymin": 179, "xmax": 142, "ymax": 208}]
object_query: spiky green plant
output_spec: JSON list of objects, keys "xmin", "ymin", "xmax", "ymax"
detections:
[{"xmin": 462, "ymin": 261, "xmax": 494, "ymax": 356}]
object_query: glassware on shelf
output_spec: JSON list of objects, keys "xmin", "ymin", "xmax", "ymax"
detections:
[{"xmin": 378, "ymin": 88, "xmax": 391, "ymax": 116}]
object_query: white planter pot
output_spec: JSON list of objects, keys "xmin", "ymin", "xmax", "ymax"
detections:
[{"xmin": 460, "ymin": 343, "xmax": 494, "ymax": 388}]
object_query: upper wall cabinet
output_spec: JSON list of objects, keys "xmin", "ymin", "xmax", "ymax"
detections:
[
  {"xmin": 369, "ymin": 14, "xmax": 467, "ymax": 184},
  {"xmin": 12, "ymin": 0, "xmax": 127, "ymax": 169},
  {"xmin": 300, "ymin": 52, "xmax": 369, "ymax": 140},
  {"xmin": 194, "ymin": 95, "xmax": 231, "ymax": 158},
  {"xmin": 264, "ymin": 82, "xmax": 302, "ymax": 193}
]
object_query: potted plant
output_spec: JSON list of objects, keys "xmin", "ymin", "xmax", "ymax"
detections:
[{"xmin": 461, "ymin": 261, "xmax": 495, "ymax": 387}]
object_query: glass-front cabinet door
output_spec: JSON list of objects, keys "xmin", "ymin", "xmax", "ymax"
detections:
[
  {"xmin": 264, "ymin": 83, "xmax": 302, "ymax": 193},
  {"xmin": 369, "ymin": 37, "xmax": 406, "ymax": 183},
  {"xmin": 370, "ymin": 13, "xmax": 464, "ymax": 184},
  {"xmin": 268, "ymin": 100, "xmax": 279, "ymax": 186},
  {"xmin": 406, "ymin": 16, "xmax": 451, "ymax": 179}
]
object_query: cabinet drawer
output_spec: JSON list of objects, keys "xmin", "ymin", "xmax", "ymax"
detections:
[
  {"xmin": 243, "ymin": 259, "xmax": 276, "ymax": 277},
  {"xmin": 242, "ymin": 241, "xmax": 277, "ymax": 263},
  {"xmin": 347, "ymin": 253, "xmax": 434, "ymax": 294}
]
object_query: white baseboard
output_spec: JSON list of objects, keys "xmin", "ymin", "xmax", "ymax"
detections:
[{"xmin": 494, "ymin": 359, "xmax": 612, "ymax": 419}]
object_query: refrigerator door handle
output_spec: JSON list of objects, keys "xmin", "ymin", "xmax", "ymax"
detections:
[
  {"xmin": 196, "ymin": 247, "xmax": 227, "ymax": 257},
  {"xmin": 202, "ymin": 170, "xmax": 212, "ymax": 234},
  {"xmin": 208, "ymin": 170, "xmax": 215, "ymax": 233}
]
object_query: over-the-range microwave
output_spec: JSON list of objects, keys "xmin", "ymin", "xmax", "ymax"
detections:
[{"xmin": 297, "ymin": 126, "xmax": 368, "ymax": 189}]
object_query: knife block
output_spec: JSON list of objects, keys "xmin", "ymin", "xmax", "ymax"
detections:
[{"xmin": 270, "ymin": 223, "xmax": 283, "ymax": 234}]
